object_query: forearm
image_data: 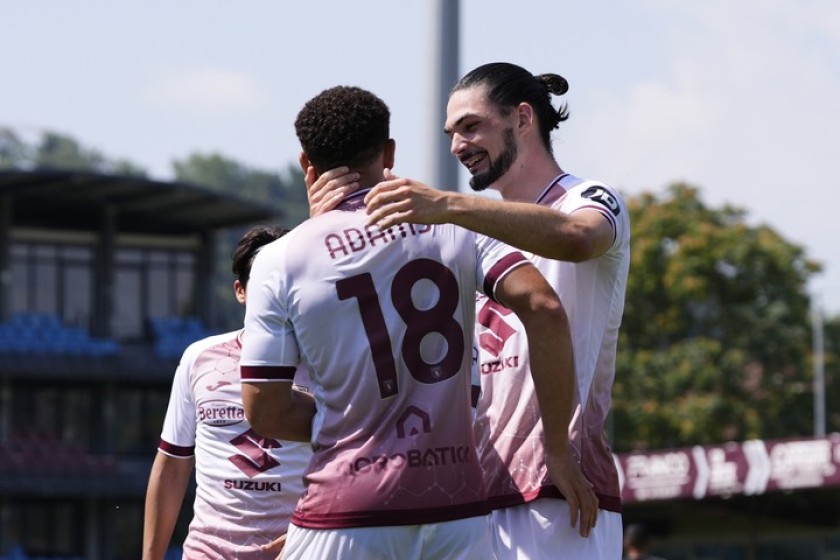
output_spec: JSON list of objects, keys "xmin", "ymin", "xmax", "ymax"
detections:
[
  {"xmin": 243, "ymin": 382, "xmax": 315, "ymax": 441},
  {"xmin": 496, "ymin": 267, "xmax": 576, "ymax": 445},
  {"xmin": 519, "ymin": 305, "xmax": 576, "ymax": 455},
  {"xmin": 273, "ymin": 391, "xmax": 316, "ymax": 441},
  {"xmin": 444, "ymin": 193, "xmax": 597, "ymax": 261},
  {"xmin": 143, "ymin": 454, "xmax": 192, "ymax": 560}
]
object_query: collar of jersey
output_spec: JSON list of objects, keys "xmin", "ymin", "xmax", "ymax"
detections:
[
  {"xmin": 335, "ymin": 187, "xmax": 374, "ymax": 210},
  {"xmin": 534, "ymin": 173, "xmax": 569, "ymax": 205}
]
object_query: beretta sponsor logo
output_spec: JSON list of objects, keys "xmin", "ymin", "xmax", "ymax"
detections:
[{"xmin": 198, "ymin": 399, "xmax": 245, "ymax": 427}]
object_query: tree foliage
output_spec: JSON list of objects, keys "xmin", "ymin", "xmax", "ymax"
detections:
[
  {"xmin": 820, "ymin": 314, "xmax": 840, "ymax": 434},
  {"xmin": 172, "ymin": 152, "xmax": 308, "ymax": 229},
  {"xmin": 0, "ymin": 128, "xmax": 29, "ymax": 169},
  {"xmin": 0, "ymin": 127, "xmax": 147, "ymax": 176},
  {"xmin": 612, "ymin": 183, "xmax": 822, "ymax": 451}
]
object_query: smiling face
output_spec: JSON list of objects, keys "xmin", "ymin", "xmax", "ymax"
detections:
[{"xmin": 445, "ymin": 86, "xmax": 520, "ymax": 192}]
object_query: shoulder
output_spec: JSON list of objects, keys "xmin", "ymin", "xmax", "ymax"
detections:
[
  {"xmin": 561, "ymin": 176, "xmax": 625, "ymax": 214},
  {"xmin": 252, "ymin": 233, "xmax": 294, "ymax": 267},
  {"xmin": 179, "ymin": 330, "xmax": 239, "ymax": 364},
  {"xmin": 560, "ymin": 175, "xmax": 630, "ymax": 242}
]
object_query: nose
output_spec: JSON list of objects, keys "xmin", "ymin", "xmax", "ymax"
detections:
[{"xmin": 450, "ymin": 133, "xmax": 467, "ymax": 156}]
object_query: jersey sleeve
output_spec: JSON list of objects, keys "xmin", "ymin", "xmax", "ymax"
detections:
[
  {"xmin": 560, "ymin": 182, "xmax": 628, "ymax": 251},
  {"xmin": 240, "ymin": 242, "xmax": 300, "ymax": 383},
  {"xmin": 474, "ymin": 233, "xmax": 530, "ymax": 302},
  {"xmin": 158, "ymin": 347, "xmax": 198, "ymax": 458}
]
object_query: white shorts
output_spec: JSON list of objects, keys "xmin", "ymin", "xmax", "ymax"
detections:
[
  {"xmin": 281, "ymin": 516, "xmax": 493, "ymax": 560},
  {"xmin": 490, "ymin": 499, "xmax": 623, "ymax": 559}
]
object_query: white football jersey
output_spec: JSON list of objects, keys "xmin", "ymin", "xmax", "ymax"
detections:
[
  {"xmin": 241, "ymin": 189, "xmax": 529, "ymax": 529},
  {"xmin": 159, "ymin": 330, "xmax": 312, "ymax": 558},
  {"xmin": 474, "ymin": 173, "xmax": 630, "ymax": 513}
]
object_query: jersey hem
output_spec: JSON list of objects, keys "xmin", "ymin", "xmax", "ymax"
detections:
[
  {"xmin": 291, "ymin": 501, "xmax": 491, "ymax": 529},
  {"xmin": 488, "ymin": 486, "xmax": 622, "ymax": 514},
  {"xmin": 241, "ymin": 365, "xmax": 297, "ymax": 381}
]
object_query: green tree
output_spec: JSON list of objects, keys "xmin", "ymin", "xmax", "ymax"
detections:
[
  {"xmin": 0, "ymin": 128, "xmax": 31, "ymax": 169},
  {"xmin": 821, "ymin": 314, "xmax": 840, "ymax": 433},
  {"xmin": 612, "ymin": 183, "xmax": 821, "ymax": 451},
  {"xmin": 0, "ymin": 128, "xmax": 146, "ymax": 176},
  {"xmin": 172, "ymin": 152, "xmax": 307, "ymax": 229},
  {"xmin": 34, "ymin": 132, "xmax": 107, "ymax": 170}
]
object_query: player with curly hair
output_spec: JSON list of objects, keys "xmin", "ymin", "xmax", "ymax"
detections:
[{"xmin": 240, "ymin": 85, "xmax": 596, "ymax": 559}]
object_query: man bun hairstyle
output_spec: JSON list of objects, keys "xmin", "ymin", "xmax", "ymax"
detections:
[
  {"xmin": 294, "ymin": 85, "xmax": 391, "ymax": 171},
  {"xmin": 453, "ymin": 62, "xmax": 569, "ymax": 154}
]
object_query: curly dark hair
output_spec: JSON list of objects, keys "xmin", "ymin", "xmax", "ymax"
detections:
[
  {"xmin": 453, "ymin": 62, "xmax": 569, "ymax": 155},
  {"xmin": 231, "ymin": 225, "xmax": 289, "ymax": 287},
  {"xmin": 294, "ymin": 86, "xmax": 390, "ymax": 171}
]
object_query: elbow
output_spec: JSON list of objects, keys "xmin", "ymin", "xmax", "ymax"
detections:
[
  {"xmin": 532, "ymin": 292, "xmax": 571, "ymax": 332},
  {"xmin": 244, "ymin": 408, "xmax": 277, "ymax": 439},
  {"xmin": 564, "ymin": 241, "xmax": 598, "ymax": 262},
  {"xmin": 242, "ymin": 390, "xmax": 282, "ymax": 439},
  {"xmin": 243, "ymin": 390, "xmax": 314, "ymax": 442},
  {"xmin": 550, "ymin": 233, "xmax": 598, "ymax": 262},
  {"xmin": 542, "ymin": 222, "xmax": 606, "ymax": 262}
]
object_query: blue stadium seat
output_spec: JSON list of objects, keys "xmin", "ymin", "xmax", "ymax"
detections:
[
  {"xmin": 150, "ymin": 315, "xmax": 213, "ymax": 359},
  {"xmin": 0, "ymin": 312, "xmax": 119, "ymax": 357}
]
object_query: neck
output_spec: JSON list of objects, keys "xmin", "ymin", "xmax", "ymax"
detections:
[
  {"xmin": 357, "ymin": 172, "xmax": 384, "ymax": 189},
  {"xmin": 493, "ymin": 148, "xmax": 563, "ymax": 203},
  {"xmin": 351, "ymin": 163, "xmax": 385, "ymax": 191}
]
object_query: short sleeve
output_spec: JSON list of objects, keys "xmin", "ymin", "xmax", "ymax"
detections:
[
  {"xmin": 240, "ymin": 241, "xmax": 300, "ymax": 380},
  {"xmin": 158, "ymin": 349, "xmax": 197, "ymax": 456},
  {"xmin": 474, "ymin": 233, "xmax": 530, "ymax": 302},
  {"xmin": 560, "ymin": 182, "xmax": 628, "ymax": 251}
]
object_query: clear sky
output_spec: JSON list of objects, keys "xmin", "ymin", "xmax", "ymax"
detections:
[{"xmin": 4, "ymin": 1, "xmax": 840, "ymax": 312}]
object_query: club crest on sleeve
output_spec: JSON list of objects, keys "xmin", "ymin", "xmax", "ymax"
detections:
[{"xmin": 581, "ymin": 185, "xmax": 620, "ymax": 216}]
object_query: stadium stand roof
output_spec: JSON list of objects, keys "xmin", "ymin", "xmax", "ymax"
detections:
[{"xmin": 0, "ymin": 169, "xmax": 282, "ymax": 234}]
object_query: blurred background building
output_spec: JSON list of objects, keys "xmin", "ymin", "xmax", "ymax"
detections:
[{"xmin": 0, "ymin": 169, "xmax": 280, "ymax": 559}]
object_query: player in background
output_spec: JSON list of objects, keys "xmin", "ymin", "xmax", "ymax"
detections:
[
  {"xmin": 240, "ymin": 85, "xmax": 597, "ymax": 560},
  {"xmin": 623, "ymin": 523, "xmax": 666, "ymax": 560},
  {"xmin": 143, "ymin": 225, "xmax": 312, "ymax": 560},
  {"xmin": 355, "ymin": 62, "xmax": 631, "ymax": 558}
]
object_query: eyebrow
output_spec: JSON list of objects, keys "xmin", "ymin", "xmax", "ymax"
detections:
[{"xmin": 443, "ymin": 112, "xmax": 479, "ymax": 135}]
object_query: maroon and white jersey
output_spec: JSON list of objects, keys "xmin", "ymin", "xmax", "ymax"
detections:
[
  {"xmin": 240, "ymin": 189, "xmax": 529, "ymax": 529},
  {"xmin": 474, "ymin": 174, "xmax": 630, "ymax": 513},
  {"xmin": 159, "ymin": 330, "xmax": 312, "ymax": 558}
]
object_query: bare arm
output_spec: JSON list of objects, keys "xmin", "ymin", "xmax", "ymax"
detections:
[
  {"xmin": 495, "ymin": 264, "xmax": 599, "ymax": 537},
  {"xmin": 364, "ymin": 175, "xmax": 613, "ymax": 262},
  {"xmin": 242, "ymin": 381, "xmax": 316, "ymax": 441},
  {"xmin": 142, "ymin": 452, "xmax": 194, "ymax": 560}
]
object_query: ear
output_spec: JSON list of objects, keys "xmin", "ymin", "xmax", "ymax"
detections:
[
  {"xmin": 234, "ymin": 280, "xmax": 247, "ymax": 305},
  {"xmin": 383, "ymin": 138, "xmax": 396, "ymax": 170},
  {"xmin": 517, "ymin": 102, "xmax": 535, "ymax": 132},
  {"xmin": 299, "ymin": 151, "xmax": 316, "ymax": 176}
]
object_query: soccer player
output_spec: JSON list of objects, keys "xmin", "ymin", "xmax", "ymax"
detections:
[
  {"xmin": 142, "ymin": 225, "xmax": 312, "ymax": 560},
  {"xmin": 239, "ymin": 85, "xmax": 597, "ymax": 560},
  {"xmin": 361, "ymin": 62, "xmax": 631, "ymax": 559}
]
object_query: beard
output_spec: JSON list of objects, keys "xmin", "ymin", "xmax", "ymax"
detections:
[{"xmin": 469, "ymin": 127, "xmax": 517, "ymax": 192}]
